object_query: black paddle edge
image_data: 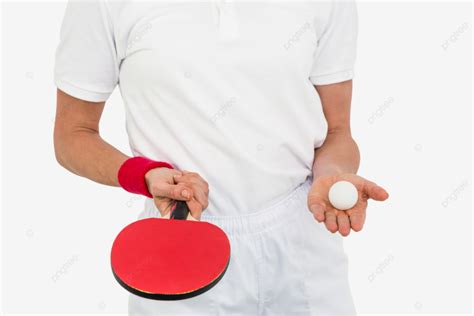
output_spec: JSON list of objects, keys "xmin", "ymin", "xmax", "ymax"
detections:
[{"xmin": 111, "ymin": 258, "xmax": 230, "ymax": 301}]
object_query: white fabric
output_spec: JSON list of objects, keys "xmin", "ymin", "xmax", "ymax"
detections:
[
  {"xmin": 131, "ymin": 178, "xmax": 355, "ymax": 315},
  {"xmin": 54, "ymin": 0, "xmax": 358, "ymax": 216}
]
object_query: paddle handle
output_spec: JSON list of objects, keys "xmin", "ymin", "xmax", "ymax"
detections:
[{"xmin": 170, "ymin": 200, "xmax": 190, "ymax": 220}]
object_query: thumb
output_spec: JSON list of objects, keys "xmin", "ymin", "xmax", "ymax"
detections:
[{"xmin": 363, "ymin": 181, "xmax": 389, "ymax": 201}]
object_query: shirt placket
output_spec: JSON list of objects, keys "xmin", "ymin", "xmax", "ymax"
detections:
[{"xmin": 214, "ymin": 0, "xmax": 239, "ymax": 40}]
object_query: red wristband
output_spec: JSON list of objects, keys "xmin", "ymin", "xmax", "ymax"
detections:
[{"xmin": 118, "ymin": 157, "xmax": 174, "ymax": 198}]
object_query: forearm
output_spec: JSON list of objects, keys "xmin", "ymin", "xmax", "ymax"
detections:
[
  {"xmin": 312, "ymin": 130, "xmax": 360, "ymax": 179},
  {"xmin": 54, "ymin": 128, "xmax": 128, "ymax": 186}
]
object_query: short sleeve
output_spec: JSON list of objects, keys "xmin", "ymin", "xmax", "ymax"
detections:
[
  {"xmin": 54, "ymin": 0, "xmax": 119, "ymax": 102},
  {"xmin": 309, "ymin": 0, "xmax": 358, "ymax": 85}
]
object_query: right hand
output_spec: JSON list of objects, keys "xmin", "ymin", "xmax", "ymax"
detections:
[{"xmin": 145, "ymin": 167, "xmax": 209, "ymax": 220}]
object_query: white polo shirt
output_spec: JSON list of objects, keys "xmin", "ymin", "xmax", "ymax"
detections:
[{"xmin": 54, "ymin": 0, "xmax": 358, "ymax": 216}]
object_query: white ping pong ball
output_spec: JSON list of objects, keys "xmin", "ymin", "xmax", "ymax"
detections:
[{"xmin": 328, "ymin": 181, "xmax": 358, "ymax": 211}]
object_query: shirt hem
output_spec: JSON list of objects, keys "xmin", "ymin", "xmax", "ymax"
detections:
[
  {"xmin": 310, "ymin": 69, "xmax": 354, "ymax": 86},
  {"xmin": 54, "ymin": 78, "xmax": 112, "ymax": 102}
]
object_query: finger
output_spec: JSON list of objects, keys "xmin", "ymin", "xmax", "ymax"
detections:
[
  {"xmin": 187, "ymin": 184, "xmax": 209, "ymax": 211},
  {"xmin": 161, "ymin": 209, "xmax": 171, "ymax": 219},
  {"xmin": 309, "ymin": 202, "xmax": 327, "ymax": 222},
  {"xmin": 337, "ymin": 212, "xmax": 351, "ymax": 236},
  {"xmin": 347, "ymin": 207, "xmax": 366, "ymax": 232},
  {"xmin": 186, "ymin": 198, "xmax": 203, "ymax": 220},
  {"xmin": 150, "ymin": 182, "xmax": 194, "ymax": 201},
  {"xmin": 173, "ymin": 173, "xmax": 209, "ymax": 194},
  {"xmin": 363, "ymin": 181, "xmax": 389, "ymax": 201},
  {"xmin": 186, "ymin": 212, "xmax": 198, "ymax": 221},
  {"xmin": 173, "ymin": 174, "xmax": 209, "ymax": 210},
  {"xmin": 308, "ymin": 194, "xmax": 328, "ymax": 222},
  {"xmin": 324, "ymin": 210, "xmax": 338, "ymax": 233},
  {"xmin": 173, "ymin": 172, "xmax": 189, "ymax": 182},
  {"xmin": 153, "ymin": 197, "xmax": 174, "ymax": 217},
  {"xmin": 168, "ymin": 169, "xmax": 183, "ymax": 177},
  {"xmin": 178, "ymin": 170, "xmax": 198, "ymax": 177}
]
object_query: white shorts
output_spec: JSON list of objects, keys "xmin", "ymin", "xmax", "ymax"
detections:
[{"xmin": 129, "ymin": 178, "xmax": 355, "ymax": 315}]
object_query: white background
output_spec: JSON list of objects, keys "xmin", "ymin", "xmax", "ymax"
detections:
[{"xmin": 1, "ymin": 1, "xmax": 472, "ymax": 315}]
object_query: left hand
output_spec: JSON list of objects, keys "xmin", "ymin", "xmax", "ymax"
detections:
[{"xmin": 307, "ymin": 174, "xmax": 389, "ymax": 236}]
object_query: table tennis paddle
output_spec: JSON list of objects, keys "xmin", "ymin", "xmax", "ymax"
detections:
[{"xmin": 111, "ymin": 200, "xmax": 231, "ymax": 300}]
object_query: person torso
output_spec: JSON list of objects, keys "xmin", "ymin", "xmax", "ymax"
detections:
[{"xmin": 108, "ymin": 1, "xmax": 331, "ymax": 215}]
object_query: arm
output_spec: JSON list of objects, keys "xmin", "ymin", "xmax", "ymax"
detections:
[
  {"xmin": 53, "ymin": 89, "xmax": 208, "ymax": 219},
  {"xmin": 53, "ymin": 89, "xmax": 128, "ymax": 186},
  {"xmin": 312, "ymin": 80, "xmax": 360, "ymax": 178},
  {"xmin": 307, "ymin": 81, "xmax": 389, "ymax": 236}
]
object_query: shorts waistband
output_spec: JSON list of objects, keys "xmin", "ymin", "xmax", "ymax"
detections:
[{"xmin": 201, "ymin": 178, "xmax": 312, "ymax": 236}]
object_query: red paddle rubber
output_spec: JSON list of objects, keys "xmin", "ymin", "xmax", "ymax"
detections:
[{"xmin": 111, "ymin": 201, "xmax": 231, "ymax": 300}]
